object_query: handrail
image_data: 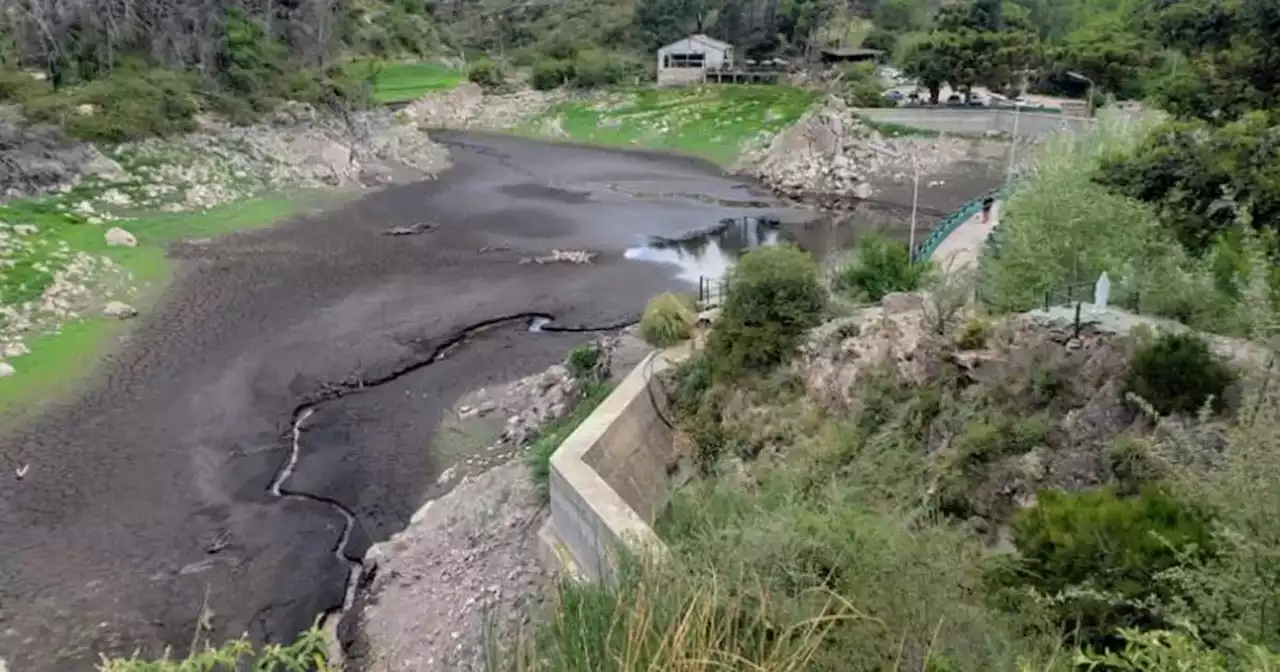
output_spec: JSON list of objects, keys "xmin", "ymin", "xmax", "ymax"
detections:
[{"xmin": 911, "ymin": 184, "xmax": 1010, "ymax": 263}]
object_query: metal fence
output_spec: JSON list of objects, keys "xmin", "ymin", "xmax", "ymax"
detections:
[
  {"xmin": 911, "ymin": 184, "xmax": 1009, "ymax": 263},
  {"xmin": 696, "ymin": 275, "xmax": 730, "ymax": 310}
]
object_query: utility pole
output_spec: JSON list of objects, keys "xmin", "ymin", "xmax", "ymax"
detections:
[{"xmin": 909, "ymin": 155, "xmax": 921, "ymax": 262}]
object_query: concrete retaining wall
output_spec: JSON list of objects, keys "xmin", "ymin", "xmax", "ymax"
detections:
[
  {"xmin": 541, "ymin": 348, "xmax": 687, "ymax": 582},
  {"xmin": 854, "ymin": 107, "xmax": 1092, "ymax": 139}
]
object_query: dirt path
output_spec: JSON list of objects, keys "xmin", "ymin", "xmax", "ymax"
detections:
[{"xmin": 0, "ymin": 134, "xmax": 803, "ymax": 670}]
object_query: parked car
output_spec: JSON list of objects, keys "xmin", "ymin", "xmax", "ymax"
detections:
[
  {"xmin": 946, "ymin": 93, "xmax": 963, "ymax": 105},
  {"xmin": 967, "ymin": 95, "xmax": 987, "ymax": 107},
  {"xmin": 884, "ymin": 90, "xmax": 905, "ymax": 102}
]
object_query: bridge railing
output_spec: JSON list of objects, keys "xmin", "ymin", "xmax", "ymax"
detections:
[{"xmin": 910, "ymin": 184, "xmax": 1009, "ymax": 263}]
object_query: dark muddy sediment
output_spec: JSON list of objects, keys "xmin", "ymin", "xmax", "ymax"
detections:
[
  {"xmin": 0, "ymin": 129, "xmax": 997, "ymax": 670},
  {"xmin": 0, "ymin": 133, "xmax": 809, "ymax": 669}
]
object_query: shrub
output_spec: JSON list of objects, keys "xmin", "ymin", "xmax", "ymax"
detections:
[
  {"xmin": 957, "ymin": 316, "xmax": 990, "ymax": 350},
  {"xmin": 531, "ymin": 58, "xmax": 574, "ymax": 91},
  {"xmin": 571, "ymin": 49, "xmax": 642, "ymax": 88},
  {"xmin": 25, "ymin": 66, "xmax": 201, "ymax": 142},
  {"xmin": 842, "ymin": 61, "xmax": 888, "ymax": 107},
  {"xmin": 466, "ymin": 58, "xmax": 505, "ymax": 90},
  {"xmin": 707, "ymin": 244, "xmax": 826, "ymax": 377},
  {"xmin": 1126, "ymin": 331, "xmax": 1236, "ymax": 416},
  {"xmin": 837, "ymin": 233, "xmax": 932, "ymax": 302},
  {"xmin": 99, "ymin": 627, "xmax": 330, "ymax": 670},
  {"xmin": 994, "ymin": 486, "xmax": 1216, "ymax": 651},
  {"xmin": 0, "ymin": 67, "xmax": 49, "ymax": 103},
  {"xmin": 567, "ymin": 342, "xmax": 602, "ymax": 380},
  {"xmin": 639, "ymin": 292, "xmax": 697, "ymax": 347}
]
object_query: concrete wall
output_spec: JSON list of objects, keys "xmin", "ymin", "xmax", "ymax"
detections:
[
  {"xmin": 542, "ymin": 348, "xmax": 686, "ymax": 582},
  {"xmin": 657, "ymin": 68, "xmax": 707, "ymax": 87},
  {"xmin": 853, "ymin": 107, "xmax": 1093, "ymax": 139}
]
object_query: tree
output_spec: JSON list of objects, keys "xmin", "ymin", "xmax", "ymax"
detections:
[
  {"xmin": 900, "ymin": 0, "xmax": 1039, "ymax": 100},
  {"xmin": 1049, "ymin": 15, "xmax": 1153, "ymax": 98}
]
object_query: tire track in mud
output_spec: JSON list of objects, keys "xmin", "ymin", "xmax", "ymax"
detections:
[{"xmin": 268, "ymin": 311, "xmax": 639, "ymax": 629}]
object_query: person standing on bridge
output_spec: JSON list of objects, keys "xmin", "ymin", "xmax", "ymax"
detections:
[{"xmin": 981, "ymin": 195, "xmax": 995, "ymax": 225}]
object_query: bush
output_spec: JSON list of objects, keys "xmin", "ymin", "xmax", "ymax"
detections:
[
  {"xmin": 957, "ymin": 316, "xmax": 990, "ymax": 350},
  {"xmin": 708, "ymin": 244, "xmax": 826, "ymax": 377},
  {"xmin": 571, "ymin": 49, "xmax": 642, "ymax": 88},
  {"xmin": 1126, "ymin": 331, "xmax": 1236, "ymax": 416},
  {"xmin": 29, "ymin": 66, "xmax": 202, "ymax": 142},
  {"xmin": 639, "ymin": 292, "xmax": 697, "ymax": 347},
  {"xmin": 993, "ymin": 486, "xmax": 1216, "ymax": 651},
  {"xmin": 567, "ymin": 342, "xmax": 603, "ymax": 380},
  {"xmin": 842, "ymin": 61, "xmax": 888, "ymax": 108},
  {"xmin": 466, "ymin": 58, "xmax": 505, "ymax": 90},
  {"xmin": 531, "ymin": 58, "xmax": 574, "ymax": 91},
  {"xmin": 0, "ymin": 67, "xmax": 49, "ymax": 103},
  {"xmin": 99, "ymin": 627, "xmax": 330, "ymax": 671},
  {"xmin": 836, "ymin": 233, "xmax": 932, "ymax": 302}
]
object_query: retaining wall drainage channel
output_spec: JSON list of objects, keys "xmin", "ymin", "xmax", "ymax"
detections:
[{"xmin": 264, "ymin": 311, "xmax": 641, "ymax": 635}]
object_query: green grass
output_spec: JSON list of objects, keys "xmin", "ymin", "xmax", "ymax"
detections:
[
  {"xmin": 853, "ymin": 114, "xmax": 941, "ymax": 138},
  {"xmin": 527, "ymin": 381, "xmax": 615, "ymax": 501},
  {"xmin": 519, "ymin": 85, "xmax": 820, "ymax": 166},
  {"xmin": 346, "ymin": 60, "xmax": 462, "ymax": 103},
  {"xmin": 0, "ymin": 193, "xmax": 326, "ymax": 423}
]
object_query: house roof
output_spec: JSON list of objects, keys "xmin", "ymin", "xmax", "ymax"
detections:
[{"xmin": 660, "ymin": 33, "xmax": 732, "ymax": 52}]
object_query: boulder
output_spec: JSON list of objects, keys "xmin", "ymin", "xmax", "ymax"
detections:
[
  {"xmin": 104, "ymin": 227, "xmax": 137, "ymax": 248},
  {"xmin": 104, "ymin": 301, "xmax": 138, "ymax": 319},
  {"xmin": 0, "ymin": 361, "xmax": 14, "ymax": 378}
]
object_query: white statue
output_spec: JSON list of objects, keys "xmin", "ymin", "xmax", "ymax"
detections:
[{"xmin": 1094, "ymin": 272, "xmax": 1111, "ymax": 311}]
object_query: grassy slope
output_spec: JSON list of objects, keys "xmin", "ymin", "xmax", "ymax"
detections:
[
  {"xmin": 346, "ymin": 60, "xmax": 462, "ymax": 103},
  {"xmin": 0, "ymin": 194, "xmax": 322, "ymax": 422},
  {"xmin": 519, "ymin": 85, "xmax": 820, "ymax": 166}
]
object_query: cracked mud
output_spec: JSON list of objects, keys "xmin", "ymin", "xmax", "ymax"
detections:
[{"xmin": 0, "ymin": 133, "xmax": 807, "ymax": 670}]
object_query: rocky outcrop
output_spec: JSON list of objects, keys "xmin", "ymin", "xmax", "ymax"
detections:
[
  {"xmin": 734, "ymin": 95, "xmax": 1002, "ymax": 207},
  {"xmin": 400, "ymin": 82, "xmax": 565, "ymax": 131},
  {"xmin": 112, "ymin": 104, "xmax": 451, "ymax": 212},
  {"xmin": 0, "ymin": 112, "xmax": 125, "ymax": 201},
  {"xmin": 343, "ymin": 336, "xmax": 646, "ymax": 672},
  {"xmin": 2, "ymin": 102, "xmax": 451, "ymax": 211}
]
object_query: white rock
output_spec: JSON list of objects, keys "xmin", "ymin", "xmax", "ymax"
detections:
[
  {"xmin": 0, "ymin": 362, "xmax": 14, "ymax": 378},
  {"xmin": 103, "ymin": 301, "xmax": 138, "ymax": 319},
  {"xmin": 2, "ymin": 342, "xmax": 29, "ymax": 358},
  {"xmin": 105, "ymin": 227, "xmax": 137, "ymax": 248},
  {"xmin": 13, "ymin": 224, "xmax": 38, "ymax": 235},
  {"xmin": 853, "ymin": 182, "xmax": 874, "ymax": 200}
]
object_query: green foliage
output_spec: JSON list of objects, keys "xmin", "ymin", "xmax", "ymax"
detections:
[
  {"xmin": 1126, "ymin": 331, "xmax": 1236, "ymax": 416},
  {"xmin": 0, "ymin": 67, "xmax": 49, "ymax": 102},
  {"xmin": 1096, "ymin": 113, "xmax": 1280, "ymax": 254},
  {"xmin": 1077, "ymin": 626, "xmax": 1280, "ymax": 671},
  {"xmin": 466, "ymin": 58, "xmax": 506, "ymax": 90},
  {"xmin": 520, "ymin": 85, "xmax": 818, "ymax": 166},
  {"xmin": 24, "ymin": 66, "xmax": 201, "ymax": 142},
  {"xmin": 901, "ymin": 0, "xmax": 1041, "ymax": 99},
  {"xmin": 958, "ymin": 316, "xmax": 990, "ymax": 350},
  {"xmin": 98, "ymin": 626, "xmax": 329, "ymax": 671},
  {"xmin": 638, "ymin": 292, "xmax": 697, "ymax": 348},
  {"xmin": 526, "ymin": 381, "xmax": 614, "ymax": 502},
  {"xmin": 570, "ymin": 49, "xmax": 643, "ymax": 88},
  {"xmin": 567, "ymin": 342, "xmax": 603, "ymax": 380},
  {"xmin": 707, "ymin": 244, "xmax": 825, "ymax": 377},
  {"xmin": 841, "ymin": 62, "xmax": 887, "ymax": 108},
  {"xmin": 996, "ymin": 486, "xmax": 1216, "ymax": 651},
  {"xmin": 530, "ymin": 58, "xmax": 574, "ymax": 90},
  {"xmin": 836, "ymin": 233, "xmax": 932, "ymax": 302},
  {"xmin": 954, "ymin": 412, "xmax": 1051, "ymax": 466}
]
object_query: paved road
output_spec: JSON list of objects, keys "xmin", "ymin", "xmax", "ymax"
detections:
[
  {"xmin": 0, "ymin": 133, "xmax": 805, "ymax": 670},
  {"xmin": 929, "ymin": 201, "xmax": 1000, "ymax": 269}
]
